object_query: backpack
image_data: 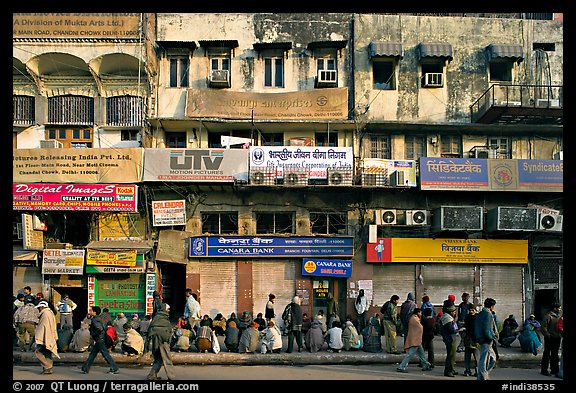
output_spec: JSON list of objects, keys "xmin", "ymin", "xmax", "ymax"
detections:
[
  {"xmin": 380, "ymin": 301, "xmax": 390, "ymax": 316},
  {"xmin": 282, "ymin": 304, "xmax": 293, "ymax": 327}
]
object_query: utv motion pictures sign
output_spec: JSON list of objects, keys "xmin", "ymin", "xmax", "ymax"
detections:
[{"xmin": 189, "ymin": 236, "xmax": 354, "ymax": 258}]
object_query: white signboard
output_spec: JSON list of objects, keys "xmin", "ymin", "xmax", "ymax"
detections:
[
  {"xmin": 362, "ymin": 158, "xmax": 417, "ymax": 187},
  {"xmin": 152, "ymin": 200, "xmax": 186, "ymax": 227},
  {"xmin": 249, "ymin": 146, "xmax": 353, "ymax": 179},
  {"xmin": 42, "ymin": 249, "xmax": 85, "ymax": 275}
]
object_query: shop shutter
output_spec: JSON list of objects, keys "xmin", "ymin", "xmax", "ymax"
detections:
[
  {"xmin": 199, "ymin": 261, "xmax": 237, "ymax": 319},
  {"xmin": 481, "ymin": 265, "xmax": 524, "ymax": 324},
  {"xmin": 252, "ymin": 260, "xmax": 297, "ymax": 331},
  {"xmin": 421, "ymin": 264, "xmax": 475, "ymax": 307},
  {"xmin": 372, "ymin": 264, "xmax": 415, "ymax": 308}
]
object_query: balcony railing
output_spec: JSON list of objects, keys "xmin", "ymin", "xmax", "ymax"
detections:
[{"xmin": 13, "ymin": 95, "xmax": 35, "ymax": 125}]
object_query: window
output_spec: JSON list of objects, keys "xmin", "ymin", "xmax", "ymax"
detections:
[
  {"xmin": 211, "ymin": 57, "xmax": 230, "ymax": 72},
  {"xmin": 262, "ymin": 132, "xmax": 284, "ymax": 146},
  {"xmin": 440, "ymin": 135, "xmax": 461, "ymax": 157},
  {"xmin": 264, "ymin": 57, "xmax": 284, "ymax": 87},
  {"xmin": 421, "ymin": 61, "xmax": 444, "ymax": 88},
  {"xmin": 166, "ymin": 132, "xmax": 186, "ymax": 148},
  {"xmin": 310, "ymin": 212, "xmax": 347, "ymax": 235},
  {"xmin": 45, "ymin": 127, "xmax": 92, "ymax": 148},
  {"xmin": 369, "ymin": 135, "xmax": 391, "ymax": 159},
  {"xmin": 48, "ymin": 95, "xmax": 94, "ymax": 125},
  {"xmin": 315, "ymin": 132, "xmax": 337, "ymax": 147},
  {"xmin": 202, "ymin": 212, "xmax": 238, "ymax": 234},
  {"xmin": 373, "ymin": 59, "xmax": 396, "ymax": 90},
  {"xmin": 256, "ymin": 212, "xmax": 294, "ymax": 234},
  {"xmin": 316, "ymin": 58, "xmax": 337, "ymax": 87},
  {"xmin": 489, "ymin": 60, "xmax": 513, "ymax": 82},
  {"xmin": 107, "ymin": 95, "xmax": 145, "ymax": 127},
  {"xmin": 121, "ymin": 130, "xmax": 139, "ymax": 141},
  {"xmin": 209, "ymin": 130, "xmax": 252, "ymax": 148},
  {"xmin": 405, "ymin": 135, "xmax": 426, "ymax": 160},
  {"xmin": 169, "ymin": 56, "xmax": 189, "ymax": 88},
  {"xmin": 488, "ymin": 137, "xmax": 510, "ymax": 159}
]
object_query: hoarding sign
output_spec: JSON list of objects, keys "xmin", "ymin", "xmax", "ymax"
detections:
[
  {"xmin": 42, "ymin": 249, "xmax": 85, "ymax": 275},
  {"xmin": 152, "ymin": 200, "xmax": 186, "ymax": 226}
]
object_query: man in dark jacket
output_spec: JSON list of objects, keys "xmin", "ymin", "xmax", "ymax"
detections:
[
  {"xmin": 399, "ymin": 292, "xmax": 416, "ymax": 345},
  {"xmin": 474, "ymin": 297, "xmax": 498, "ymax": 380},
  {"xmin": 80, "ymin": 305, "xmax": 119, "ymax": 375},
  {"xmin": 421, "ymin": 306, "xmax": 436, "ymax": 367},
  {"xmin": 147, "ymin": 303, "xmax": 176, "ymax": 380},
  {"xmin": 540, "ymin": 302, "xmax": 562, "ymax": 377},
  {"xmin": 284, "ymin": 295, "xmax": 303, "ymax": 353}
]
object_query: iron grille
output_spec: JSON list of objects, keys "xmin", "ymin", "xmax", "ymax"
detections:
[
  {"xmin": 13, "ymin": 95, "xmax": 35, "ymax": 124},
  {"xmin": 106, "ymin": 95, "xmax": 146, "ymax": 127},
  {"xmin": 48, "ymin": 95, "xmax": 94, "ymax": 125}
]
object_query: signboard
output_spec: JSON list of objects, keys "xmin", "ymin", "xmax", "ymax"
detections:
[
  {"xmin": 89, "ymin": 274, "xmax": 146, "ymax": 316},
  {"xmin": 187, "ymin": 88, "xmax": 348, "ymax": 120},
  {"xmin": 419, "ymin": 158, "xmax": 562, "ymax": 192},
  {"xmin": 250, "ymin": 146, "xmax": 353, "ymax": 179},
  {"xmin": 22, "ymin": 213, "xmax": 44, "ymax": 250},
  {"xmin": 13, "ymin": 148, "xmax": 144, "ymax": 184},
  {"xmin": 366, "ymin": 238, "xmax": 528, "ymax": 264},
  {"xmin": 145, "ymin": 273, "xmax": 156, "ymax": 317},
  {"xmin": 98, "ymin": 213, "xmax": 146, "ymax": 240},
  {"xmin": 13, "ymin": 183, "xmax": 138, "ymax": 212},
  {"xmin": 85, "ymin": 253, "xmax": 145, "ymax": 273},
  {"xmin": 143, "ymin": 148, "xmax": 249, "ymax": 182},
  {"xmin": 302, "ymin": 258, "xmax": 352, "ymax": 278},
  {"xmin": 42, "ymin": 249, "xmax": 85, "ymax": 275},
  {"xmin": 189, "ymin": 236, "xmax": 354, "ymax": 258},
  {"xmin": 152, "ymin": 200, "xmax": 186, "ymax": 226},
  {"xmin": 86, "ymin": 249, "xmax": 137, "ymax": 266},
  {"xmin": 362, "ymin": 158, "xmax": 417, "ymax": 186}
]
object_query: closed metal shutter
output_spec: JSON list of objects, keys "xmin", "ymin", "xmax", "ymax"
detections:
[
  {"xmin": 481, "ymin": 265, "xmax": 524, "ymax": 323},
  {"xmin": 422, "ymin": 264, "xmax": 475, "ymax": 307},
  {"xmin": 199, "ymin": 261, "xmax": 237, "ymax": 319},
  {"xmin": 372, "ymin": 264, "xmax": 415, "ymax": 308},
  {"xmin": 252, "ymin": 260, "xmax": 296, "ymax": 331}
]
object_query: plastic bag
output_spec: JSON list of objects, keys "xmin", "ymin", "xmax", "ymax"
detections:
[{"xmin": 211, "ymin": 330, "xmax": 220, "ymax": 354}]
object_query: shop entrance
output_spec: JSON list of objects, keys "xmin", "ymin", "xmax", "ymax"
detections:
[{"xmin": 312, "ymin": 278, "xmax": 330, "ymax": 318}]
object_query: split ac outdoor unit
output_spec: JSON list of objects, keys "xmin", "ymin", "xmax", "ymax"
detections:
[
  {"xmin": 486, "ymin": 207, "xmax": 538, "ymax": 232},
  {"xmin": 328, "ymin": 167, "xmax": 353, "ymax": 186},
  {"xmin": 406, "ymin": 210, "xmax": 429, "ymax": 226},
  {"xmin": 375, "ymin": 209, "xmax": 397, "ymax": 225},
  {"xmin": 423, "ymin": 72, "xmax": 443, "ymax": 87},
  {"xmin": 538, "ymin": 213, "xmax": 563, "ymax": 232},
  {"xmin": 318, "ymin": 69, "xmax": 337, "ymax": 84},
  {"xmin": 250, "ymin": 168, "xmax": 276, "ymax": 185},
  {"xmin": 209, "ymin": 69, "xmax": 230, "ymax": 87},
  {"xmin": 390, "ymin": 171, "xmax": 407, "ymax": 187},
  {"xmin": 432, "ymin": 206, "xmax": 483, "ymax": 231},
  {"xmin": 284, "ymin": 170, "xmax": 309, "ymax": 186},
  {"xmin": 40, "ymin": 139, "xmax": 63, "ymax": 148}
]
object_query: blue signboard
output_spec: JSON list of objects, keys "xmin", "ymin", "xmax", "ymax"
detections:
[
  {"xmin": 189, "ymin": 236, "xmax": 354, "ymax": 258},
  {"xmin": 419, "ymin": 157, "xmax": 489, "ymax": 190},
  {"xmin": 302, "ymin": 258, "xmax": 353, "ymax": 278},
  {"xmin": 517, "ymin": 160, "xmax": 563, "ymax": 191}
]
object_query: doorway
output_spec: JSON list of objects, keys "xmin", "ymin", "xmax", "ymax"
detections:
[
  {"xmin": 533, "ymin": 288, "xmax": 559, "ymax": 321},
  {"xmin": 157, "ymin": 262, "xmax": 186, "ymax": 322}
]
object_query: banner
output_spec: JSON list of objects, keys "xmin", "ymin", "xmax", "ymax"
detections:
[
  {"xmin": 42, "ymin": 249, "xmax": 85, "ymax": 275},
  {"xmin": 86, "ymin": 249, "xmax": 137, "ymax": 266},
  {"xmin": 13, "ymin": 183, "xmax": 138, "ymax": 212},
  {"xmin": 143, "ymin": 148, "xmax": 249, "ymax": 182},
  {"xmin": 152, "ymin": 200, "xmax": 186, "ymax": 226},
  {"xmin": 13, "ymin": 148, "xmax": 144, "ymax": 183},
  {"xmin": 366, "ymin": 238, "xmax": 528, "ymax": 264},
  {"xmin": 302, "ymin": 258, "xmax": 352, "ymax": 278},
  {"xmin": 362, "ymin": 158, "xmax": 417, "ymax": 186},
  {"xmin": 186, "ymin": 88, "xmax": 348, "ymax": 120}
]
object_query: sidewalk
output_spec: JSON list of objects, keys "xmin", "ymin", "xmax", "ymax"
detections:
[{"xmin": 13, "ymin": 335, "xmax": 543, "ymax": 367}]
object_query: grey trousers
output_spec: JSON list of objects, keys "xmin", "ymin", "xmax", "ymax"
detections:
[{"xmin": 149, "ymin": 342, "xmax": 176, "ymax": 380}]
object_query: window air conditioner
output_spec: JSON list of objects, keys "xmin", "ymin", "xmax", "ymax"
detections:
[
  {"xmin": 432, "ymin": 206, "xmax": 483, "ymax": 231},
  {"xmin": 250, "ymin": 168, "xmax": 276, "ymax": 185},
  {"xmin": 318, "ymin": 69, "xmax": 337, "ymax": 84},
  {"xmin": 209, "ymin": 69, "xmax": 230, "ymax": 87},
  {"xmin": 375, "ymin": 209, "xmax": 397, "ymax": 225},
  {"xmin": 486, "ymin": 207, "xmax": 538, "ymax": 232},
  {"xmin": 40, "ymin": 139, "xmax": 63, "ymax": 148},
  {"xmin": 423, "ymin": 73, "xmax": 443, "ymax": 87},
  {"xmin": 469, "ymin": 148, "xmax": 489, "ymax": 159},
  {"xmin": 538, "ymin": 213, "xmax": 563, "ymax": 232},
  {"xmin": 405, "ymin": 210, "xmax": 429, "ymax": 226},
  {"xmin": 328, "ymin": 167, "xmax": 353, "ymax": 186},
  {"xmin": 284, "ymin": 170, "xmax": 309, "ymax": 186}
]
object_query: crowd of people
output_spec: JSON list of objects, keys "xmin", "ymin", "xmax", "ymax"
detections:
[{"xmin": 13, "ymin": 285, "xmax": 563, "ymax": 381}]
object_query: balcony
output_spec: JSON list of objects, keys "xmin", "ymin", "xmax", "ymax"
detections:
[{"xmin": 470, "ymin": 84, "xmax": 562, "ymax": 125}]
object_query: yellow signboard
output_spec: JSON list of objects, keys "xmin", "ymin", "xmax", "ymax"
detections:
[{"xmin": 86, "ymin": 249, "xmax": 137, "ymax": 266}]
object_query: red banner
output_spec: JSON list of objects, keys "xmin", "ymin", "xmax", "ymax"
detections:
[{"xmin": 13, "ymin": 183, "xmax": 138, "ymax": 212}]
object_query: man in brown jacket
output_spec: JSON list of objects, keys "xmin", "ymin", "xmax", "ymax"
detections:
[{"xmin": 396, "ymin": 308, "xmax": 433, "ymax": 373}]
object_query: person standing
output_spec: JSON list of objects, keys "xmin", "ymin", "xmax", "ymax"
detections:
[
  {"xmin": 421, "ymin": 295, "xmax": 436, "ymax": 317},
  {"xmin": 354, "ymin": 289, "xmax": 368, "ymax": 334},
  {"xmin": 399, "ymin": 292, "xmax": 416, "ymax": 346},
  {"xmin": 326, "ymin": 292, "xmax": 339, "ymax": 329},
  {"xmin": 56, "ymin": 294, "xmax": 77, "ymax": 329},
  {"xmin": 183, "ymin": 289, "xmax": 201, "ymax": 333},
  {"xmin": 381, "ymin": 294, "xmax": 401, "ymax": 354},
  {"xmin": 421, "ymin": 306, "xmax": 436, "ymax": 368},
  {"xmin": 457, "ymin": 292, "xmax": 472, "ymax": 353},
  {"xmin": 440, "ymin": 300, "xmax": 459, "ymax": 377},
  {"xmin": 80, "ymin": 305, "xmax": 120, "ymax": 375},
  {"xmin": 13, "ymin": 296, "xmax": 40, "ymax": 352},
  {"xmin": 147, "ymin": 303, "xmax": 176, "ymax": 380},
  {"xmin": 265, "ymin": 293, "xmax": 276, "ymax": 325},
  {"xmin": 34, "ymin": 301, "xmax": 60, "ymax": 375},
  {"xmin": 283, "ymin": 295, "xmax": 303, "ymax": 353},
  {"xmin": 475, "ymin": 297, "xmax": 498, "ymax": 380},
  {"xmin": 152, "ymin": 290, "xmax": 163, "ymax": 318},
  {"xmin": 396, "ymin": 308, "xmax": 432, "ymax": 373},
  {"xmin": 463, "ymin": 305, "xmax": 480, "ymax": 377},
  {"xmin": 540, "ymin": 302, "xmax": 562, "ymax": 377}
]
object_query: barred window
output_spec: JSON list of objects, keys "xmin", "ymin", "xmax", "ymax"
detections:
[{"xmin": 256, "ymin": 212, "xmax": 294, "ymax": 234}]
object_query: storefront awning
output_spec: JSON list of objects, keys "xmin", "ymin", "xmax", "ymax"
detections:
[
  {"xmin": 13, "ymin": 245, "xmax": 38, "ymax": 261},
  {"xmin": 368, "ymin": 42, "xmax": 403, "ymax": 58},
  {"xmin": 418, "ymin": 42, "xmax": 453, "ymax": 62},
  {"xmin": 86, "ymin": 240, "xmax": 153, "ymax": 252},
  {"xmin": 487, "ymin": 44, "xmax": 524, "ymax": 63}
]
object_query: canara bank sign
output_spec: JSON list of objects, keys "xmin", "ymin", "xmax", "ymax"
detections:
[{"xmin": 302, "ymin": 258, "xmax": 352, "ymax": 278}]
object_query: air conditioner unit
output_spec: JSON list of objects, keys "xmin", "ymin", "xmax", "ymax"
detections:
[
  {"xmin": 538, "ymin": 213, "xmax": 563, "ymax": 232},
  {"xmin": 486, "ymin": 207, "xmax": 538, "ymax": 232},
  {"xmin": 406, "ymin": 210, "xmax": 429, "ymax": 226},
  {"xmin": 209, "ymin": 69, "xmax": 230, "ymax": 87},
  {"xmin": 553, "ymin": 151, "xmax": 563, "ymax": 160},
  {"xmin": 423, "ymin": 72, "xmax": 443, "ymax": 87},
  {"xmin": 375, "ymin": 209, "xmax": 397, "ymax": 225},
  {"xmin": 390, "ymin": 171, "xmax": 406, "ymax": 187},
  {"xmin": 318, "ymin": 69, "xmax": 337, "ymax": 84},
  {"xmin": 432, "ymin": 206, "xmax": 483, "ymax": 231},
  {"xmin": 362, "ymin": 171, "xmax": 388, "ymax": 187},
  {"xmin": 250, "ymin": 168, "xmax": 276, "ymax": 185},
  {"xmin": 328, "ymin": 168, "xmax": 353, "ymax": 186},
  {"xmin": 284, "ymin": 170, "xmax": 309, "ymax": 186},
  {"xmin": 536, "ymin": 99, "xmax": 560, "ymax": 108},
  {"xmin": 40, "ymin": 139, "xmax": 63, "ymax": 148}
]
